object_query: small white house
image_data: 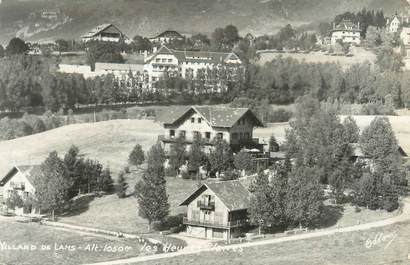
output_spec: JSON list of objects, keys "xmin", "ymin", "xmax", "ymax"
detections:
[
  {"xmin": 0, "ymin": 165, "xmax": 41, "ymax": 215},
  {"xmin": 331, "ymin": 20, "xmax": 361, "ymax": 45},
  {"xmin": 388, "ymin": 15, "xmax": 401, "ymax": 33}
]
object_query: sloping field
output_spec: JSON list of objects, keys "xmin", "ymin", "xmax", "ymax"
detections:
[
  {"xmin": 0, "ymin": 119, "xmax": 162, "ymax": 178},
  {"xmin": 0, "ymin": 115, "xmax": 408, "ymax": 179},
  {"xmin": 258, "ymin": 48, "xmax": 376, "ymax": 69},
  {"xmin": 0, "ymin": 115, "xmax": 408, "ymax": 234}
]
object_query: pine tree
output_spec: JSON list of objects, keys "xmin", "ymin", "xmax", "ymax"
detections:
[
  {"xmin": 116, "ymin": 171, "xmax": 128, "ymax": 198},
  {"xmin": 34, "ymin": 151, "xmax": 72, "ymax": 220},
  {"xmin": 358, "ymin": 117, "xmax": 404, "ymax": 210},
  {"xmin": 187, "ymin": 136, "xmax": 207, "ymax": 175},
  {"xmin": 342, "ymin": 116, "xmax": 360, "ymax": 143},
  {"xmin": 99, "ymin": 168, "xmax": 114, "ymax": 193},
  {"xmin": 286, "ymin": 166, "xmax": 323, "ymax": 227},
  {"xmin": 135, "ymin": 144, "xmax": 170, "ymax": 231},
  {"xmin": 208, "ymin": 139, "xmax": 234, "ymax": 177},
  {"xmin": 248, "ymin": 172, "xmax": 273, "ymax": 233},
  {"xmin": 269, "ymin": 135, "xmax": 280, "ymax": 152},
  {"xmin": 169, "ymin": 136, "xmax": 187, "ymax": 176},
  {"xmin": 233, "ymin": 150, "xmax": 252, "ymax": 173},
  {"xmin": 64, "ymin": 145, "xmax": 83, "ymax": 198},
  {"xmin": 128, "ymin": 144, "xmax": 145, "ymax": 166}
]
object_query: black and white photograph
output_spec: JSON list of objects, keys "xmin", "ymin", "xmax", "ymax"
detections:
[{"xmin": 1, "ymin": 0, "xmax": 410, "ymax": 264}]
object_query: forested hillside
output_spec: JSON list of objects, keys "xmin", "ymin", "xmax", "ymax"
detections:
[{"xmin": 0, "ymin": 0, "xmax": 408, "ymax": 43}]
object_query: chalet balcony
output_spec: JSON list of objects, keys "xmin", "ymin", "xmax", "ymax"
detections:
[
  {"xmin": 183, "ymin": 217, "xmax": 247, "ymax": 229},
  {"xmin": 197, "ymin": 201, "xmax": 215, "ymax": 211},
  {"xmin": 158, "ymin": 135, "xmax": 213, "ymax": 145}
]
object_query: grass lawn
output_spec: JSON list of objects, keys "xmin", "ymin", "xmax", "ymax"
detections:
[
  {"xmin": 0, "ymin": 119, "xmax": 163, "ymax": 178},
  {"xmin": 138, "ymin": 220, "xmax": 410, "ymax": 265},
  {"xmin": 59, "ymin": 175, "xmax": 199, "ymax": 235},
  {"xmin": 0, "ymin": 220, "xmax": 144, "ymax": 265}
]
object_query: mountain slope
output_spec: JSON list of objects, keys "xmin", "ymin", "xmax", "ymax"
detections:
[{"xmin": 0, "ymin": 0, "xmax": 408, "ymax": 44}]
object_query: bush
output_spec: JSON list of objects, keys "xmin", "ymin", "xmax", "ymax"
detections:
[
  {"xmin": 181, "ymin": 171, "xmax": 191, "ymax": 180},
  {"xmin": 129, "ymin": 144, "xmax": 145, "ymax": 166},
  {"xmin": 162, "ymin": 215, "xmax": 183, "ymax": 229},
  {"xmin": 116, "ymin": 171, "xmax": 128, "ymax": 198},
  {"xmin": 269, "ymin": 108, "xmax": 293, "ymax": 123},
  {"xmin": 383, "ymin": 196, "xmax": 399, "ymax": 212}
]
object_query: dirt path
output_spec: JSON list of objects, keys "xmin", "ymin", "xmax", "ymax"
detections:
[{"xmin": 82, "ymin": 197, "xmax": 410, "ymax": 265}]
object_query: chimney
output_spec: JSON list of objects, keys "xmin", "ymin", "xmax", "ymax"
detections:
[
  {"xmin": 144, "ymin": 50, "xmax": 148, "ymax": 60},
  {"xmin": 153, "ymin": 46, "xmax": 158, "ymax": 53}
]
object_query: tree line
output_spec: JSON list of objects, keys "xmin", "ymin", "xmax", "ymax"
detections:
[{"xmin": 248, "ymin": 95, "xmax": 407, "ymax": 230}]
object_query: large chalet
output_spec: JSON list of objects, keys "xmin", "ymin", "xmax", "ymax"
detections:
[
  {"xmin": 149, "ymin": 30, "xmax": 185, "ymax": 44},
  {"xmin": 157, "ymin": 106, "xmax": 265, "ymax": 153},
  {"xmin": 144, "ymin": 46, "xmax": 243, "ymax": 91},
  {"xmin": 81, "ymin": 24, "xmax": 131, "ymax": 43},
  {"xmin": 180, "ymin": 180, "xmax": 251, "ymax": 240},
  {"xmin": 330, "ymin": 20, "xmax": 361, "ymax": 45}
]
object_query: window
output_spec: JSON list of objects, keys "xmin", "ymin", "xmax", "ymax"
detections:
[
  {"xmin": 180, "ymin": 130, "xmax": 186, "ymax": 138},
  {"xmin": 193, "ymin": 131, "xmax": 201, "ymax": 139},
  {"xmin": 217, "ymin": 133, "xmax": 223, "ymax": 139},
  {"xmin": 156, "ymin": 58, "xmax": 160, "ymax": 62},
  {"xmin": 168, "ymin": 59, "xmax": 172, "ymax": 63},
  {"xmin": 191, "ymin": 117, "xmax": 195, "ymax": 123},
  {"xmin": 198, "ymin": 118, "xmax": 202, "ymax": 123},
  {"xmin": 205, "ymin": 132, "xmax": 211, "ymax": 139},
  {"xmin": 162, "ymin": 58, "xmax": 167, "ymax": 63},
  {"xmin": 170, "ymin": 130, "xmax": 175, "ymax": 138}
]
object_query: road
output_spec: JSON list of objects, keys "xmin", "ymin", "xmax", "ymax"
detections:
[{"xmin": 82, "ymin": 197, "xmax": 410, "ymax": 265}]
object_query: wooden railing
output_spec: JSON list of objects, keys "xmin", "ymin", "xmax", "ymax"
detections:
[{"xmin": 183, "ymin": 217, "xmax": 247, "ymax": 228}]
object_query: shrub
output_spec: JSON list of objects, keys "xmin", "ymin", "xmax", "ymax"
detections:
[
  {"xmin": 6, "ymin": 191, "xmax": 24, "ymax": 210},
  {"xmin": 181, "ymin": 170, "xmax": 191, "ymax": 179},
  {"xmin": 116, "ymin": 171, "xmax": 128, "ymax": 198},
  {"xmin": 129, "ymin": 144, "xmax": 145, "ymax": 166}
]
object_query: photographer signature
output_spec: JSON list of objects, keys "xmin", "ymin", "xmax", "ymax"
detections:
[{"xmin": 365, "ymin": 230, "xmax": 398, "ymax": 250}]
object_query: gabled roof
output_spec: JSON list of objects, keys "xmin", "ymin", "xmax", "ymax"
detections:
[
  {"xmin": 145, "ymin": 45, "xmax": 242, "ymax": 65},
  {"xmin": 332, "ymin": 20, "xmax": 361, "ymax": 32},
  {"xmin": 0, "ymin": 165, "xmax": 41, "ymax": 187},
  {"xmin": 82, "ymin": 24, "xmax": 128, "ymax": 39},
  {"xmin": 349, "ymin": 143, "xmax": 408, "ymax": 158},
  {"xmin": 151, "ymin": 30, "xmax": 184, "ymax": 39},
  {"xmin": 179, "ymin": 180, "xmax": 251, "ymax": 211},
  {"xmin": 156, "ymin": 106, "xmax": 265, "ymax": 128}
]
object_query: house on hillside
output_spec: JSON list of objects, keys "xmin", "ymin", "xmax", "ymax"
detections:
[
  {"xmin": 180, "ymin": 180, "xmax": 250, "ymax": 240},
  {"xmin": 156, "ymin": 106, "xmax": 265, "ymax": 154},
  {"xmin": 149, "ymin": 30, "xmax": 185, "ymax": 44},
  {"xmin": 0, "ymin": 165, "xmax": 41, "ymax": 215},
  {"xmin": 349, "ymin": 143, "xmax": 408, "ymax": 167},
  {"xmin": 401, "ymin": 27, "xmax": 410, "ymax": 58},
  {"xmin": 387, "ymin": 13, "xmax": 402, "ymax": 33},
  {"xmin": 81, "ymin": 24, "xmax": 131, "ymax": 43},
  {"xmin": 330, "ymin": 20, "xmax": 361, "ymax": 45},
  {"xmin": 144, "ymin": 45, "xmax": 243, "ymax": 91}
]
